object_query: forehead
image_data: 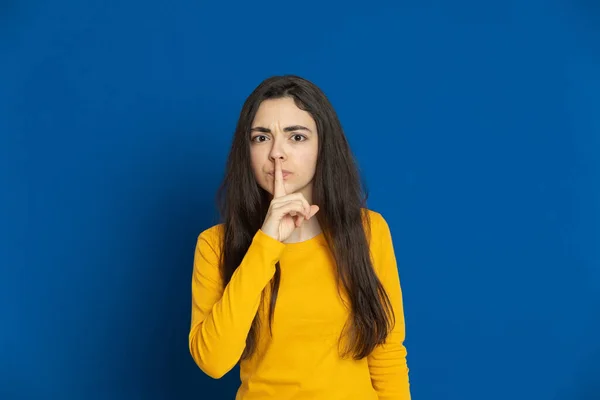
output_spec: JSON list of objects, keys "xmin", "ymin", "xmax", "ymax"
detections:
[{"xmin": 252, "ymin": 97, "xmax": 316, "ymax": 127}]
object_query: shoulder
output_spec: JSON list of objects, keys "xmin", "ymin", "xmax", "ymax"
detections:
[
  {"xmin": 362, "ymin": 207, "xmax": 385, "ymax": 223},
  {"xmin": 199, "ymin": 222, "xmax": 225, "ymax": 240},
  {"xmin": 361, "ymin": 207, "xmax": 391, "ymax": 239},
  {"xmin": 361, "ymin": 207, "xmax": 395, "ymax": 263},
  {"xmin": 360, "ymin": 209, "xmax": 399, "ymax": 282},
  {"xmin": 192, "ymin": 223, "xmax": 226, "ymax": 282},
  {"xmin": 195, "ymin": 223, "xmax": 225, "ymax": 255}
]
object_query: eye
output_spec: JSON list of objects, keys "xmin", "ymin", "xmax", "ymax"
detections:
[
  {"xmin": 251, "ymin": 135, "xmax": 269, "ymax": 143},
  {"xmin": 292, "ymin": 134, "xmax": 307, "ymax": 142}
]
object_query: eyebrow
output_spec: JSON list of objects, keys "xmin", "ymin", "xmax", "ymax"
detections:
[{"xmin": 249, "ymin": 125, "xmax": 312, "ymax": 133}]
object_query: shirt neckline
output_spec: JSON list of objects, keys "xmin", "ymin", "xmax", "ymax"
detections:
[{"xmin": 282, "ymin": 232, "xmax": 327, "ymax": 251}]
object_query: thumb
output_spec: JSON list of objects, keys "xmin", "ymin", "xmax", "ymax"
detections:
[{"xmin": 309, "ymin": 205, "xmax": 319, "ymax": 219}]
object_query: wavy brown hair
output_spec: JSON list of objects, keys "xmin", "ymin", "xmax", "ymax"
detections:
[{"xmin": 215, "ymin": 75, "xmax": 394, "ymax": 361}]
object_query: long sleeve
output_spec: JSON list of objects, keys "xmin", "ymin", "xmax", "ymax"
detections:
[
  {"xmin": 188, "ymin": 227, "xmax": 286, "ymax": 379},
  {"xmin": 367, "ymin": 213, "xmax": 411, "ymax": 399}
]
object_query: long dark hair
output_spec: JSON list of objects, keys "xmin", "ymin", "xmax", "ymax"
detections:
[{"xmin": 215, "ymin": 75, "xmax": 394, "ymax": 361}]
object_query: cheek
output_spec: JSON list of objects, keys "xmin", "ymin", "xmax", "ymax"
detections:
[
  {"xmin": 300, "ymin": 152, "xmax": 318, "ymax": 178},
  {"xmin": 250, "ymin": 150, "xmax": 267, "ymax": 184},
  {"xmin": 250, "ymin": 157, "xmax": 259, "ymax": 174},
  {"xmin": 249, "ymin": 150, "xmax": 261, "ymax": 172}
]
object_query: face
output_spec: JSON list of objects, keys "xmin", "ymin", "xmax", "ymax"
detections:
[{"xmin": 249, "ymin": 97, "xmax": 319, "ymax": 202}]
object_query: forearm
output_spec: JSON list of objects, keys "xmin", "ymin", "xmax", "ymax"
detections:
[{"xmin": 189, "ymin": 229, "xmax": 285, "ymax": 378}]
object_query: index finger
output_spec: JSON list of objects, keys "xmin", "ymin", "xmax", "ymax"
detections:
[{"xmin": 273, "ymin": 158, "xmax": 286, "ymax": 198}]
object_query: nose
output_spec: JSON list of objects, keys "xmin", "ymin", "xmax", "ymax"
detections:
[{"xmin": 268, "ymin": 135, "xmax": 287, "ymax": 162}]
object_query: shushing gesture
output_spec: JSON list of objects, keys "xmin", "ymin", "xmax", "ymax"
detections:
[{"xmin": 260, "ymin": 159, "xmax": 320, "ymax": 242}]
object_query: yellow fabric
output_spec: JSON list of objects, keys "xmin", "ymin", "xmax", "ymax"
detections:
[{"xmin": 189, "ymin": 209, "xmax": 411, "ymax": 399}]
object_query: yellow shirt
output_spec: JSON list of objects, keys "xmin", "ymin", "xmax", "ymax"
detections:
[{"xmin": 188, "ymin": 209, "xmax": 411, "ymax": 399}]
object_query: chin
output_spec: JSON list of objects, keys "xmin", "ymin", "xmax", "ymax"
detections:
[
  {"xmin": 258, "ymin": 182, "xmax": 282, "ymax": 196},
  {"xmin": 259, "ymin": 181, "xmax": 297, "ymax": 196}
]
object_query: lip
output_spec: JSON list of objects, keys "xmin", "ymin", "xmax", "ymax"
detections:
[{"xmin": 267, "ymin": 171, "xmax": 292, "ymax": 178}]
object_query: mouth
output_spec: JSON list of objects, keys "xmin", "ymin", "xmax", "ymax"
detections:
[{"xmin": 267, "ymin": 171, "xmax": 292, "ymax": 179}]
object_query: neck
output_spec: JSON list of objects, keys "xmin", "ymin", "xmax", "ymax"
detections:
[{"xmin": 282, "ymin": 217, "xmax": 322, "ymax": 244}]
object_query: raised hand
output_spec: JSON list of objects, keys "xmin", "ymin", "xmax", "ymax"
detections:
[{"xmin": 260, "ymin": 158, "xmax": 319, "ymax": 242}]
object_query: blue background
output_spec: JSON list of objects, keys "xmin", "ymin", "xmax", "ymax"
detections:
[{"xmin": 2, "ymin": 1, "xmax": 599, "ymax": 399}]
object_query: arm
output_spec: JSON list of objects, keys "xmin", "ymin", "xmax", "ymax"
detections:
[
  {"xmin": 367, "ymin": 213, "xmax": 411, "ymax": 399},
  {"xmin": 188, "ymin": 227, "xmax": 286, "ymax": 379}
]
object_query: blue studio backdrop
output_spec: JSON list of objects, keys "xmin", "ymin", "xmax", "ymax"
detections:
[{"xmin": 1, "ymin": 1, "xmax": 599, "ymax": 399}]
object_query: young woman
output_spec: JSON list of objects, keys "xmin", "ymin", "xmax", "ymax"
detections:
[{"xmin": 188, "ymin": 75, "xmax": 411, "ymax": 399}]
